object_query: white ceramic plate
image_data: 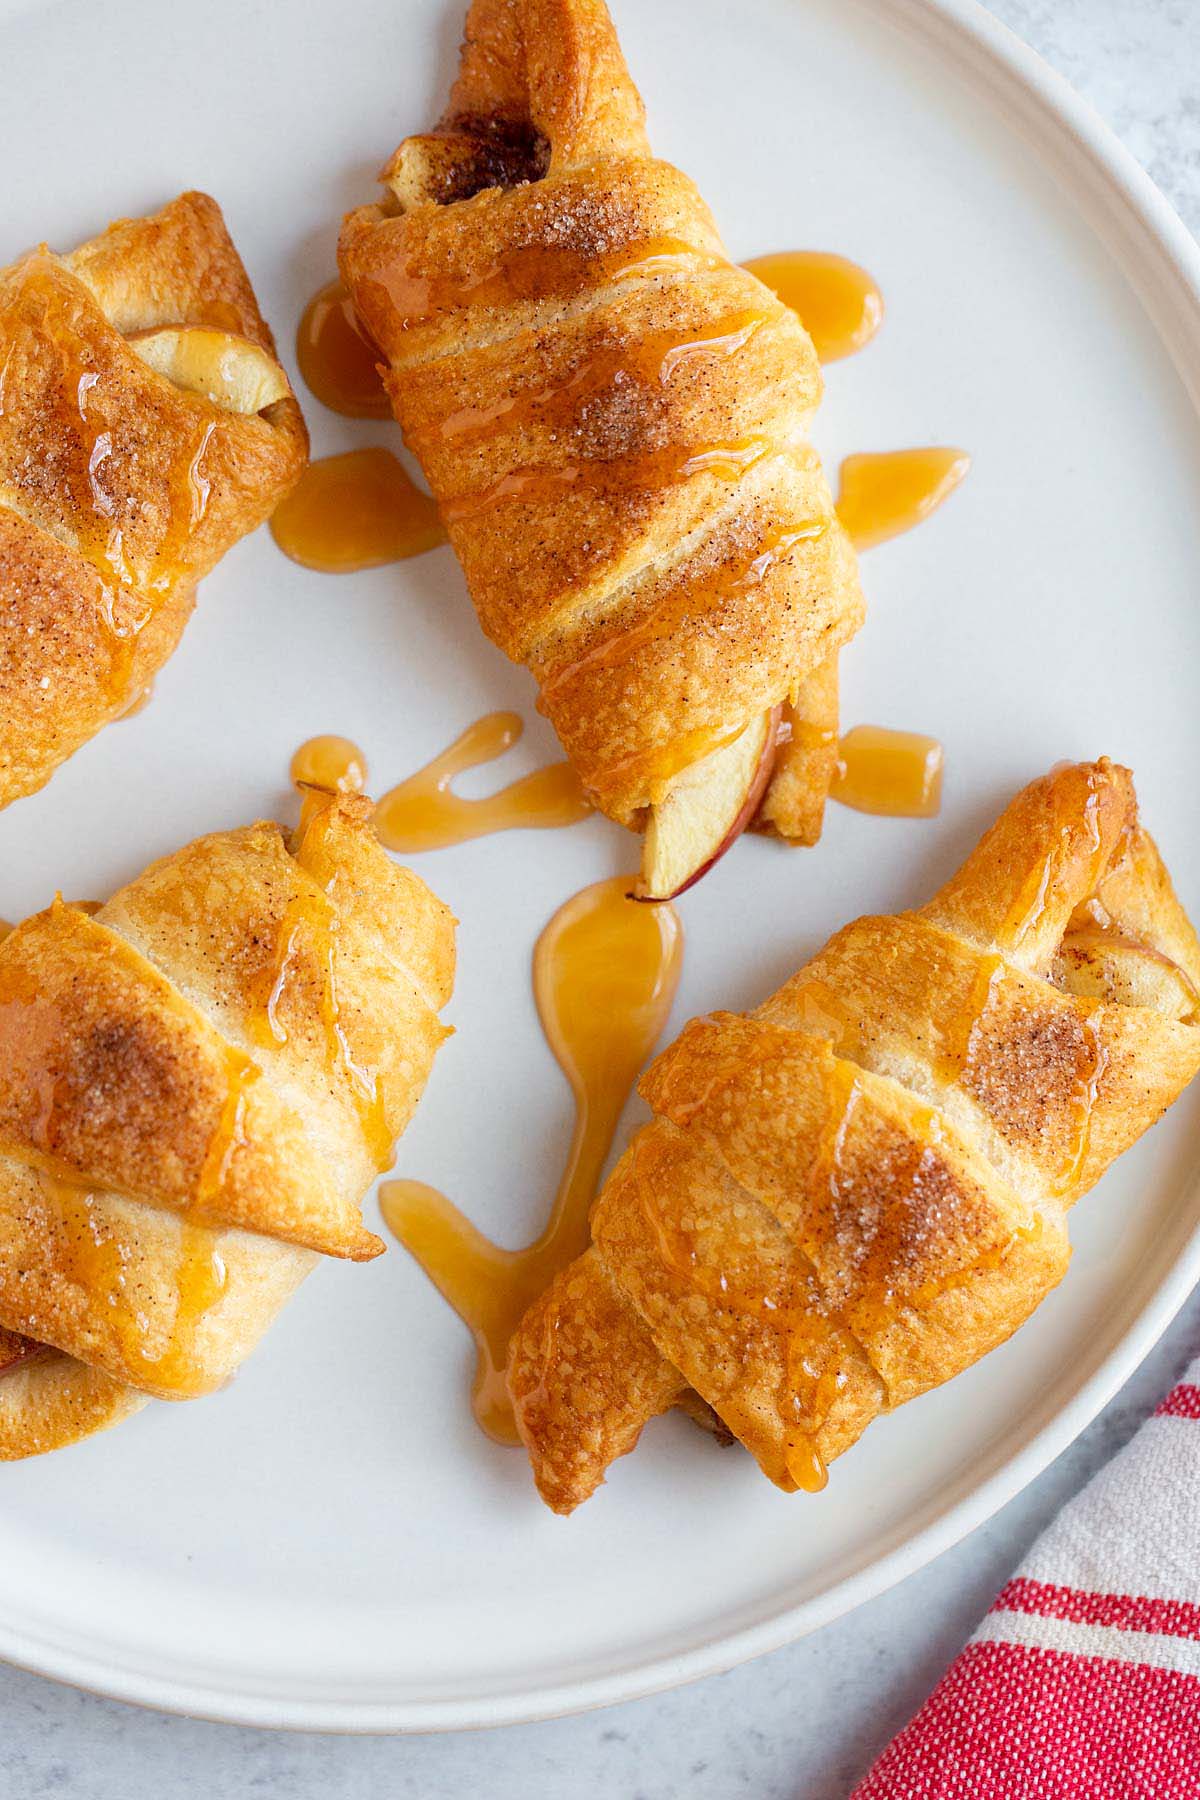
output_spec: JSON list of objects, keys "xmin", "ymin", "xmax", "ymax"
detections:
[{"xmin": 0, "ymin": 0, "xmax": 1198, "ymax": 1734}]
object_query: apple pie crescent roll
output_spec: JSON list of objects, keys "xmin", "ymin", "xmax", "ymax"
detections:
[
  {"xmin": 508, "ymin": 760, "xmax": 1200, "ymax": 1511},
  {"xmin": 0, "ymin": 792, "xmax": 454, "ymax": 1458},
  {"xmin": 0, "ymin": 191, "xmax": 308, "ymax": 809},
  {"xmin": 339, "ymin": 0, "xmax": 863, "ymax": 896}
]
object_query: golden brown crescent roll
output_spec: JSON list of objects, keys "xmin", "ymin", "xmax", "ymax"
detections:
[
  {"xmin": 0, "ymin": 793, "xmax": 454, "ymax": 1458},
  {"xmin": 339, "ymin": 0, "xmax": 863, "ymax": 897},
  {"xmin": 508, "ymin": 760, "xmax": 1200, "ymax": 1512},
  {"xmin": 0, "ymin": 191, "xmax": 308, "ymax": 808}
]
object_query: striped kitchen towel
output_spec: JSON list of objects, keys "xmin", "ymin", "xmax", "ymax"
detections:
[{"xmin": 851, "ymin": 1359, "xmax": 1200, "ymax": 1797}]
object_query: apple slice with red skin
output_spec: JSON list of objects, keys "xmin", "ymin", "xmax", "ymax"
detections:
[
  {"xmin": 0, "ymin": 1328, "xmax": 50, "ymax": 1380},
  {"xmin": 636, "ymin": 707, "xmax": 780, "ymax": 901},
  {"xmin": 127, "ymin": 325, "xmax": 291, "ymax": 415}
]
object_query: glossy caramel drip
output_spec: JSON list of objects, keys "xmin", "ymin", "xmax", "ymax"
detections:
[
  {"xmin": 38, "ymin": 1171, "xmax": 227, "ymax": 1394},
  {"xmin": 365, "ymin": 235, "xmax": 722, "ymax": 333},
  {"xmin": 296, "ymin": 278, "xmax": 391, "ymax": 418},
  {"xmin": 375, "ymin": 712, "xmax": 591, "ymax": 853},
  {"xmin": 381, "ymin": 876, "xmax": 683, "ymax": 1443},
  {"xmin": 270, "ymin": 448, "xmax": 447, "ymax": 573},
  {"xmin": 194, "ymin": 1047, "xmax": 260, "ymax": 1215},
  {"xmin": 1056, "ymin": 1012, "xmax": 1109, "ymax": 1198},
  {"xmin": 435, "ymin": 310, "xmax": 767, "ymax": 450},
  {"xmin": 290, "ymin": 734, "xmax": 368, "ymax": 798},
  {"xmin": 935, "ymin": 954, "xmax": 1007, "ymax": 1092},
  {"xmin": 540, "ymin": 518, "xmax": 827, "ymax": 709},
  {"xmin": 836, "ymin": 448, "xmax": 971, "ymax": 551},
  {"xmin": 785, "ymin": 977, "xmax": 859, "ymax": 1058},
  {"xmin": 778, "ymin": 713, "xmax": 839, "ymax": 759},
  {"xmin": 255, "ymin": 807, "xmax": 391, "ymax": 1168},
  {"xmin": 442, "ymin": 436, "xmax": 772, "ymax": 525},
  {"xmin": 436, "ymin": 307, "xmax": 772, "ymax": 522},
  {"xmin": 742, "ymin": 251, "xmax": 884, "ymax": 363},
  {"xmin": 290, "ymin": 734, "xmax": 368, "ymax": 833},
  {"xmin": 831, "ymin": 726, "xmax": 944, "ymax": 818},
  {"xmin": 287, "ymin": 720, "xmax": 589, "ymax": 853},
  {"xmin": 35, "ymin": 285, "xmax": 218, "ymax": 707}
]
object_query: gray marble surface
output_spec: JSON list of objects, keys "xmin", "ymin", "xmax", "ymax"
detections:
[{"xmin": 2, "ymin": 2, "xmax": 1198, "ymax": 1796}]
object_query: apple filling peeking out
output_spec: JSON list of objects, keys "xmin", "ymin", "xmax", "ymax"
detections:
[
  {"xmin": 128, "ymin": 325, "xmax": 292, "ymax": 415},
  {"xmin": 636, "ymin": 709, "xmax": 779, "ymax": 901}
]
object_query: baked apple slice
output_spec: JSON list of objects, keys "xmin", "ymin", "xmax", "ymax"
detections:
[
  {"xmin": 637, "ymin": 708, "xmax": 779, "ymax": 901},
  {"xmin": 128, "ymin": 325, "xmax": 291, "ymax": 414},
  {"xmin": 0, "ymin": 1327, "xmax": 48, "ymax": 1378}
]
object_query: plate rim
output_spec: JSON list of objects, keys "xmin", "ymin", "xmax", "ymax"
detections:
[{"xmin": 2, "ymin": 0, "xmax": 1200, "ymax": 1734}]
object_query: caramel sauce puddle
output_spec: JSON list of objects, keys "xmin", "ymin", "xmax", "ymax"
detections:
[
  {"xmin": 831, "ymin": 727, "xmax": 944, "ymax": 818},
  {"xmin": 742, "ymin": 250, "xmax": 883, "ymax": 362},
  {"xmin": 271, "ymin": 448, "xmax": 446, "ymax": 573},
  {"xmin": 837, "ymin": 448, "xmax": 971, "ymax": 551},
  {"xmin": 381, "ymin": 878, "xmax": 682, "ymax": 1444}
]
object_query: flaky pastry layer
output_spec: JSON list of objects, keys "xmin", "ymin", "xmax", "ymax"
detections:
[
  {"xmin": 508, "ymin": 760, "xmax": 1200, "ymax": 1510},
  {"xmin": 0, "ymin": 797, "xmax": 454, "ymax": 1455},
  {"xmin": 340, "ymin": 0, "xmax": 862, "ymax": 828}
]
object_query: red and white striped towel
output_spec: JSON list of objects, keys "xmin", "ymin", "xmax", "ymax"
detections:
[{"xmin": 852, "ymin": 1359, "xmax": 1200, "ymax": 1797}]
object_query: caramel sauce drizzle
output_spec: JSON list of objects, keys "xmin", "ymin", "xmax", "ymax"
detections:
[
  {"xmin": 37, "ymin": 1170, "xmax": 227, "ymax": 1394},
  {"xmin": 1055, "ymin": 1014, "xmax": 1109, "ymax": 1198},
  {"xmin": 363, "ymin": 235, "xmax": 723, "ymax": 334},
  {"xmin": 0, "ymin": 899, "xmax": 260, "ymax": 1383},
  {"xmin": 290, "ymin": 734, "xmax": 368, "ymax": 835},
  {"xmin": 381, "ymin": 877, "xmax": 683, "ymax": 1443},
  {"xmin": 435, "ymin": 310, "xmax": 767, "ymax": 451},
  {"xmin": 298, "ymin": 238, "xmax": 725, "ymax": 449},
  {"xmin": 539, "ymin": 518, "xmax": 827, "ymax": 708},
  {"xmin": 289, "ymin": 718, "xmax": 591, "ymax": 854},
  {"xmin": 437, "ymin": 308, "xmax": 773, "ymax": 523},
  {"xmin": 291, "ymin": 733, "xmax": 368, "ymax": 796},
  {"xmin": 993, "ymin": 772, "xmax": 1108, "ymax": 962},
  {"xmin": 254, "ymin": 806, "xmax": 392, "ymax": 1169},
  {"xmin": 194, "ymin": 1047, "xmax": 260, "ymax": 1213},
  {"xmin": 48, "ymin": 292, "xmax": 215, "ymax": 704},
  {"xmin": 742, "ymin": 251, "xmax": 884, "ymax": 363},
  {"xmin": 285, "ymin": 261, "xmax": 963, "ymax": 829},
  {"xmin": 287, "ymin": 257, "xmax": 967, "ymax": 600},
  {"xmin": 440, "ymin": 435, "xmax": 772, "ymax": 525},
  {"xmin": 831, "ymin": 726, "xmax": 944, "ymax": 819},
  {"xmin": 296, "ymin": 279, "xmax": 391, "ymax": 419},
  {"xmin": 837, "ymin": 448, "xmax": 971, "ymax": 551},
  {"xmin": 270, "ymin": 447, "xmax": 447, "ymax": 573},
  {"xmin": 376, "ymin": 713, "xmax": 591, "ymax": 851}
]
